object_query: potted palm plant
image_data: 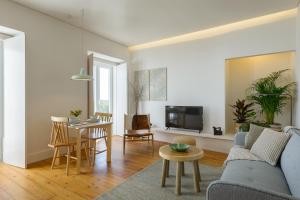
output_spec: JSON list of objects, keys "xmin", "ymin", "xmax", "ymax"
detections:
[
  {"xmin": 247, "ymin": 69, "xmax": 295, "ymax": 130},
  {"xmin": 230, "ymin": 99, "xmax": 256, "ymax": 131}
]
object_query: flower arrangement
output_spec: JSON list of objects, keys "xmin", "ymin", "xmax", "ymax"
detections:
[{"xmin": 70, "ymin": 110, "xmax": 82, "ymax": 118}]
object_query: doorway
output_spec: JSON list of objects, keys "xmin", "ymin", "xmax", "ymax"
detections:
[
  {"xmin": 88, "ymin": 52, "xmax": 128, "ymax": 136},
  {"xmin": 0, "ymin": 26, "xmax": 26, "ymax": 168}
]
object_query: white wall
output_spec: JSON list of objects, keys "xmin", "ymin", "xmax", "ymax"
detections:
[
  {"xmin": 226, "ymin": 52, "xmax": 295, "ymax": 133},
  {"xmin": 296, "ymin": 4, "xmax": 300, "ymax": 127},
  {"xmin": 0, "ymin": 0, "xmax": 129, "ymax": 163},
  {"xmin": 131, "ymin": 16, "xmax": 296, "ymax": 134},
  {"xmin": 0, "ymin": 40, "xmax": 3, "ymax": 161}
]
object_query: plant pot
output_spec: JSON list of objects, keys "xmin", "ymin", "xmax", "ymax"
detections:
[
  {"xmin": 69, "ymin": 116, "xmax": 80, "ymax": 124},
  {"xmin": 269, "ymin": 123, "xmax": 282, "ymax": 131},
  {"xmin": 235, "ymin": 123, "xmax": 242, "ymax": 132}
]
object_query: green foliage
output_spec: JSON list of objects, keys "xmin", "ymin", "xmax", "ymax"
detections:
[
  {"xmin": 247, "ymin": 69, "xmax": 295, "ymax": 125},
  {"xmin": 70, "ymin": 109, "xmax": 82, "ymax": 117},
  {"xmin": 98, "ymin": 100, "xmax": 109, "ymax": 113},
  {"xmin": 230, "ymin": 99, "xmax": 256, "ymax": 123}
]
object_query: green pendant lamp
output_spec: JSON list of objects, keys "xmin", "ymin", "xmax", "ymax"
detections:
[
  {"xmin": 71, "ymin": 9, "xmax": 92, "ymax": 81},
  {"xmin": 71, "ymin": 68, "xmax": 92, "ymax": 81}
]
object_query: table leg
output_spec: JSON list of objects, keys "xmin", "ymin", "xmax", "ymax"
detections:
[
  {"xmin": 76, "ymin": 129, "xmax": 81, "ymax": 174},
  {"xmin": 193, "ymin": 160, "xmax": 200, "ymax": 192},
  {"xmin": 176, "ymin": 161, "xmax": 182, "ymax": 195},
  {"xmin": 166, "ymin": 160, "xmax": 169, "ymax": 177},
  {"xmin": 196, "ymin": 161, "xmax": 201, "ymax": 182},
  {"xmin": 161, "ymin": 159, "xmax": 167, "ymax": 187},
  {"xmin": 181, "ymin": 162, "xmax": 185, "ymax": 176},
  {"xmin": 106, "ymin": 124, "xmax": 112, "ymax": 162}
]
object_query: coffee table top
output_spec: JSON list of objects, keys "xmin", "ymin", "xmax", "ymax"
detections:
[{"xmin": 159, "ymin": 145, "xmax": 204, "ymax": 162}]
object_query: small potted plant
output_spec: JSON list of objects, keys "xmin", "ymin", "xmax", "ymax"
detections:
[
  {"xmin": 69, "ymin": 109, "xmax": 82, "ymax": 124},
  {"xmin": 230, "ymin": 99, "xmax": 256, "ymax": 132},
  {"xmin": 247, "ymin": 69, "xmax": 295, "ymax": 130}
]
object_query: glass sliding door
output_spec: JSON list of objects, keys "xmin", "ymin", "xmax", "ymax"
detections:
[{"xmin": 93, "ymin": 61, "xmax": 114, "ymax": 114}]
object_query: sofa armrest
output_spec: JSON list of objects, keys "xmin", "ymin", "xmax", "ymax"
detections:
[
  {"xmin": 207, "ymin": 181, "xmax": 298, "ymax": 200},
  {"xmin": 234, "ymin": 132, "xmax": 247, "ymax": 146}
]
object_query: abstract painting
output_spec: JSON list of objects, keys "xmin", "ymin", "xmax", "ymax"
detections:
[{"xmin": 150, "ymin": 68, "xmax": 167, "ymax": 101}]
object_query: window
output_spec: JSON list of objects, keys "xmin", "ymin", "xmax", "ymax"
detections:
[{"xmin": 93, "ymin": 61, "xmax": 114, "ymax": 113}]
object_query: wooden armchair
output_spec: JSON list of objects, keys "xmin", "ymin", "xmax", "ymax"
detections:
[{"xmin": 123, "ymin": 114, "xmax": 154, "ymax": 155}]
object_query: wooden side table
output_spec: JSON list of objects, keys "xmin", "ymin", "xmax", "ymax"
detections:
[{"xmin": 159, "ymin": 145, "xmax": 204, "ymax": 195}]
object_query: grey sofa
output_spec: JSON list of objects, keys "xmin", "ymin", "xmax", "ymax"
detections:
[{"xmin": 207, "ymin": 127, "xmax": 300, "ymax": 200}]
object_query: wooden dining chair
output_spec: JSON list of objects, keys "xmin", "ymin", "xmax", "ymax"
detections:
[
  {"xmin": 123, "ymin": 114, "xmax": 154, "ymax": 155},
  {"xmin": 82, "ymin": 112, "xmax": 112, "ymax": 166},
  {"xmin": 48, "ymin": 116, "xmax": 89, "ymax": 175}
]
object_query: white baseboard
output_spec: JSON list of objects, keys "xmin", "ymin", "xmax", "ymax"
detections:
[{"xmin": 27, "ymin": 149, "xmax": 53, "ymax": 164}]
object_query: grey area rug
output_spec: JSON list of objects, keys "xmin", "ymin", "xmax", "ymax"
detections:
[{"xmin": 96, "ymin": 160, "xmax": 223, "ymax": 200}]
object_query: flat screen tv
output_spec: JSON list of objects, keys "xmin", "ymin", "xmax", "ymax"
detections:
[{"xmin": 165, "ymin": 106, "xmax": 203, "ymax": 133}]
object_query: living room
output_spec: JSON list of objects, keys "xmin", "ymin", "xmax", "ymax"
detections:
[{"xmin": 0, "ymin": 0, "xmax": 299, "ymax": 199}]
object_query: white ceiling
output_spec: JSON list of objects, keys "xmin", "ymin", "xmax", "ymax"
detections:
[{"xmin": 10, "ymin": 0, "xmax": 299, "ymax": 46}]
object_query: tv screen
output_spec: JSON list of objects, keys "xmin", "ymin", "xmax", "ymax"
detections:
[{"xmin": 165, "ymin": 106, "xmax": 203, "ymax": 132}]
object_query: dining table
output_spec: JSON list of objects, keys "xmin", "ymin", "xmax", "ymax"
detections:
[{"xmin": 68, "ymin": 120, "xmax": 113, "ymax": 174}]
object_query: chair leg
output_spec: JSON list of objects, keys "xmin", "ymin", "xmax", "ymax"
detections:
[
  {"xmin": 51, "ymin": 148, "xmax": 58, "ymax": 169},
  {"xmin": 84, "ymin": 143, "xmax": 90, "ymax": 167},
  {"xmin": 66, "ymin": 147, "xmax": 70, "ymax": 176},
  {"xmin": 104, "ymin": 137, "xmax": 108, "ymax": 148},
  {"xmin": 152, "ymin": 135, "xmax": 154, "ymax": 156},
  {"xmin": 93, "ymin": 140, "xmax": 96, "ymax": 166},
  {"xmin": 123, "ymin": 135, "xmax": 126, "ymax": 155}
]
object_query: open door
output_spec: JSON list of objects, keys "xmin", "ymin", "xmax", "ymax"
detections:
[{"xmin": 3, "ymin": 33, "xmax": 26, "ymax": 168}]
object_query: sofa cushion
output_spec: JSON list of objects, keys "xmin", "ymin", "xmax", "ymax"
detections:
[
  {"xmin": 225, "ymin": 146, "xmax": 262, "ymax": 166},
  {"xmin": 280, "ymin": 130, "xmax": 300, "ymax": 198},
  {"xmin": 250, "ymin": 129, "xmax": 290, "ymax": 166},
  {"xmin": 245, "ymin": 124, "xmax": 265, "ymax": 149},
  {"xmin": 221, "ymin": 160, "xmax": 291, "ymax": 195}
]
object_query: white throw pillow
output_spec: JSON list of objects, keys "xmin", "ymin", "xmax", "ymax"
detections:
[{"xmin": 250, "ymin": 128, "xmax": 291, "ymax": 166}]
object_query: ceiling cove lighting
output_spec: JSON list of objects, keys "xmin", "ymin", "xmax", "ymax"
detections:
[{"xmin": 129, "ymin": 9, "xmax": 297, "ymax": 51}]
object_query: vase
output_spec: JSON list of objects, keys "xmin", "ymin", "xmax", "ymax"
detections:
[
  {"xmin": 69, "ymin": 116, "xmax": 80, "ymax": 124},
  {"xmin": 269, "ymin": 123, "xmax": 282, "ymax": 131}
]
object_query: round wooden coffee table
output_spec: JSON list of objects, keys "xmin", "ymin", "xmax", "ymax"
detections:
[{"xmin": 159, "ymin": 145, "xmax": 204, "ymax": 195}]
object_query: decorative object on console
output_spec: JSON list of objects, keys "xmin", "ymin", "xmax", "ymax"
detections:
[
  {"xmin": 213, "ymin": 127, "xmax": 223, "ymax": 135},
  {"xmin": 247, "ymin": 69, "xmax": 295, "ymax": 128}
]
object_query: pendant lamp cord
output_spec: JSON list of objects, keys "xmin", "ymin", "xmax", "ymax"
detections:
[{"xmin": 81, "ymin": 9, "xmax": 85, "ymax": 69}]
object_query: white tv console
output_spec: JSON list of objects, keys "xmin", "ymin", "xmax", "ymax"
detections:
[{"xmin": 153, "ymin": 128, "xmax": 234, "ymax": 153}]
